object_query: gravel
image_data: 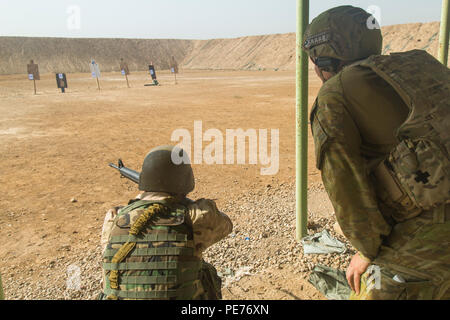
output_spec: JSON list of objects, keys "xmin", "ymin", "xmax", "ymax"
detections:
[{"xmin": 203, "ymin": 182, "xmax": 355, "ymax": 285}]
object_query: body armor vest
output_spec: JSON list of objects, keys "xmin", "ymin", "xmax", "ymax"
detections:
[
  {"xmin": 356, "ymin": 50, "xmax": 450, "ymax": 221},
  {"xmin": 102, "ymin": 199, "xmax": 203, "ymax": 299}
]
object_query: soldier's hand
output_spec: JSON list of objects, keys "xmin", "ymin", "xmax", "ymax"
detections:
[{"xmin": 346, "ymin": 253, "xmax": 370, "ymax": 295}]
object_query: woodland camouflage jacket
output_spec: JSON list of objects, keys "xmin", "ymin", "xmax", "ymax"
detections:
[{"xmin": 310, "ymin": 63, "xmax": 411, "ymax": 261}]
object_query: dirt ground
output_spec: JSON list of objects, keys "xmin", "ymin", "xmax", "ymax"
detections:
[{"xmin": 0, "ymin": 69, "xmax": 330, "ymax": 299}]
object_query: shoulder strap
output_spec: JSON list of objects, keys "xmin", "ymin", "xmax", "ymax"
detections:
[
  {"xmin": 354, "ymin": 50, "xmax": 450, "ymax": 154},
  {"xmin": 118, "ymin": 199, "xmax": 172, "ymax": 216}
]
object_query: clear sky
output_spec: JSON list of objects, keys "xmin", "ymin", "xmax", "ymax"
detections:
[{"xmin": 0, "ymin": 0, "xmax": 444, "ymax": 39}]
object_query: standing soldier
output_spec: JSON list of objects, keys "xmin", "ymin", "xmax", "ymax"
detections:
[
  {"xmin": 303, "ymin": 6, "xmax": 450, "ymax": 299},
  {"xmin": 99, "ymin": 145, "xmax": 232, "ymax": 300}
]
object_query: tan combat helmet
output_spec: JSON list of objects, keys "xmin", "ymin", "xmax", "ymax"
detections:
[
  {"xmin": 138, "ymin": 145, "xmax": 195, "ymax": 195},
  {"xmin": 303, "ymin": 6, "xmax": 382, "ymax": 67}
]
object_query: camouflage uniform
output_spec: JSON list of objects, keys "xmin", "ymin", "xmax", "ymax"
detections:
[
  {"xmin": 100, "ymin": 191, "xmax": 232, "ymax": 300},
  {"xmin": 311, "ymin": 63, "xmax": 450, "ymax": 300},
  {"xmin": 306, "ymin": 6, "xmax": 450, "ymax": 300}
]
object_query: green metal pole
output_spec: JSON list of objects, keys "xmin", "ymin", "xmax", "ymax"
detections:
[
  {"xmin": 0, "ymin": 273, "xmax": 4, "ymax": 300},
  {"xmin": 296, "ymin": 0, "xmax": 309, "ymax": 241},
  {"xmin": 439, "ymin": 0, "xmax": 450, "ymax": 65}
]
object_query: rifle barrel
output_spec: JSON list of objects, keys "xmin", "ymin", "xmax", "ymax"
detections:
[{"xmin": 109, "ymin": 160, "xmax": 140, "ymax": 184}]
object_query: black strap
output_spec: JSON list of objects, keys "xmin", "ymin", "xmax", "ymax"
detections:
[
  {"xmin": 103, "ymin": 247, "xmax": 194, "ymax": 258},
  {"xmin": 109, "ymin": 233, "xmax": 188, "ymax": 243}
]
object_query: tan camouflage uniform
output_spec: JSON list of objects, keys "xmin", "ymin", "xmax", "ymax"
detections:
[
  {"xmin": 100, "ymin": 191, "xmax": 232, "ymax": 299},
  {"xmin": 311, "ymin": 63, "xmax": 450, "ymax": 300}
]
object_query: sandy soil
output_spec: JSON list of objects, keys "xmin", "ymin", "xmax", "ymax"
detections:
[{"xmin": 0, "ymin": 69, "xmax": 335, "ymax": 299}]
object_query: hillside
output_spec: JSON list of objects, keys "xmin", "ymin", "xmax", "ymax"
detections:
[
  {"xmin": 0, "ymin": 37, "xmax": 192, "ymax": 75},
  {"xmin": 183, "ymin": 33, "xmax": 297, "ymax": 71},
  {"xmin": 183, "ymin": 22, "xmax": 446, "ymax": 70},
  {"xmin": 0, "ymin": 21, "xmax": 446, "ymax": 75}
]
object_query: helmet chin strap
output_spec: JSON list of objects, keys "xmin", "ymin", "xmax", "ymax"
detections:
[
  {"xmin": 313, "ymin": 58, "xmax": 355, "ymax": 83},
  {"xmin": 318, "ymin": 69, "xmax": 328, "ymax": 83}
]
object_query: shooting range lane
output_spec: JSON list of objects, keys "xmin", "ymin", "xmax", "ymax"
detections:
[{"xmin": 0, "ymin": 68, "xmax": 326, "ymax": 299}]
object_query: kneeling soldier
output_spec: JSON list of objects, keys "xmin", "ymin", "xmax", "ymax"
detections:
[{"xmin": 99, "ymin": 145, "xmax": 233, "ymax": 300}]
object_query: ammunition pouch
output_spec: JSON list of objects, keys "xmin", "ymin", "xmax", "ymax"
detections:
[
  {"xmin": 372, "ymin": 138, "xmax": 450, "ymax": 222},
  {"xmin": 102, "ymin": 199, "xmax": 203, "ymax": 300}
]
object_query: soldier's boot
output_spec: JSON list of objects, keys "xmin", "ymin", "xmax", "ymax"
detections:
[{"xmin": 199, "ymin": 261, "xmax": 222, "ymax": 300}]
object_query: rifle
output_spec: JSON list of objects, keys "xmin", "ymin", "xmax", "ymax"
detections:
[{"xmin": 109, "ymin": 159, "xmax": 140, "ymax": 184}]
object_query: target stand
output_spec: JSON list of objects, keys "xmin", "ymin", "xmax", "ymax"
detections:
[
  {"xmin": 27, "ymin": 60, "xmax": 40, "ymax": 94},
  {"xmin": 144, "ymin": 64, "xmax": 160, "ymax": 86},
  {"xmin": 56, "ymin": 73, "xmax": 68, "ymax": 93}
]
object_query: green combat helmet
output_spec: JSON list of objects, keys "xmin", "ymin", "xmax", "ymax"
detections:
[
  {"xmin": 303, "ymin": 5, "xmax": 382, "ymax": 67},
  {"xmin": 138, "ymin": 145, "xmax": 195, "ymax": 195}
]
